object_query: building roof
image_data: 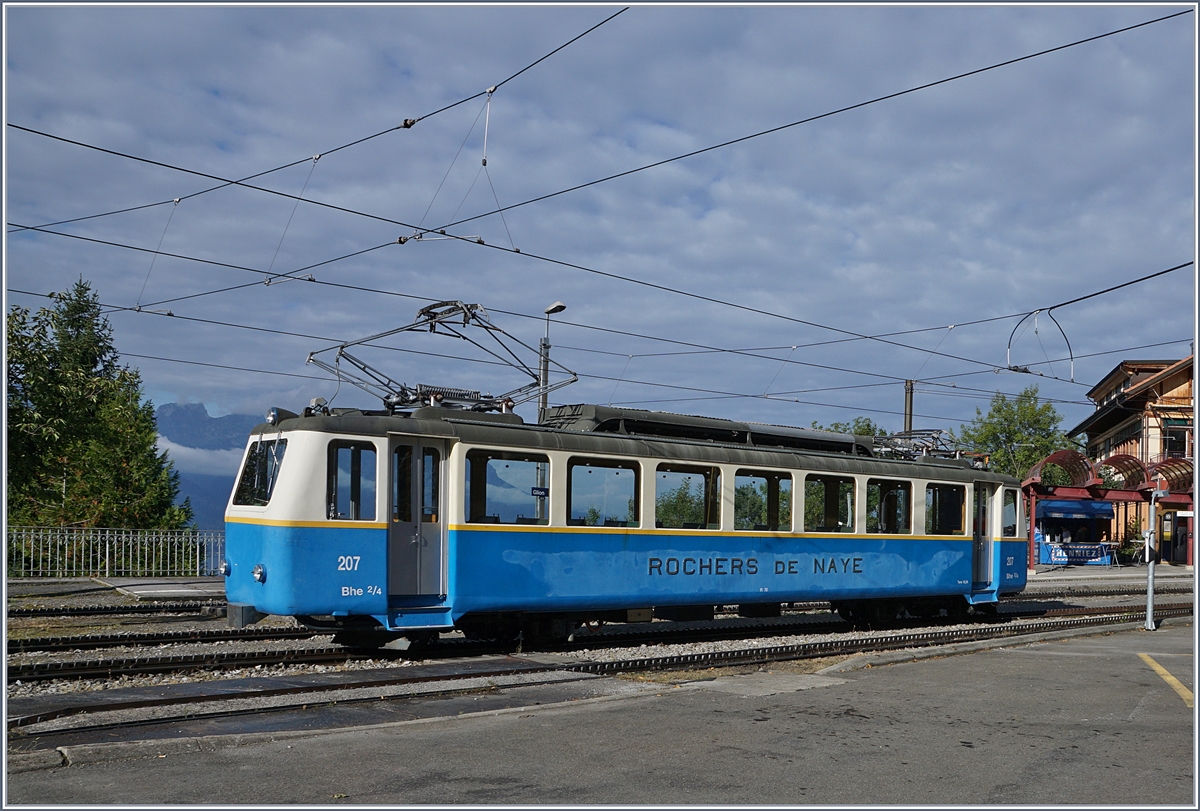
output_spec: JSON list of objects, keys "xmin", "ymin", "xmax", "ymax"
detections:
[{"xmin": 1068, "ymin": 355, "xmax": 1193, "ymax": 440}]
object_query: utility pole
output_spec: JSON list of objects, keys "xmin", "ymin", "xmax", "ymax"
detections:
[{"xmin": 904, "ymin": 380, "xmax": 914, "ymax": 433}]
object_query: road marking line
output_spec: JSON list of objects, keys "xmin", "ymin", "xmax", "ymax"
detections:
[{"xmin": 1138, "ymin": 653, "xmax": 1194, "ymax": 707}]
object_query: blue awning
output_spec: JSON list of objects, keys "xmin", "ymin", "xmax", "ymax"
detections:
[{"xmin": 1036, "ymin": 499, "xmax": 1115, "ymax": 520}]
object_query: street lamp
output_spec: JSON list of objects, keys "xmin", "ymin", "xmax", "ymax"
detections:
[
  {"xmin": 1145, "ymin": 486, "xmax": 1170, "ymax": 631},
  {"xmin": 538, "ymin": 301, "xmax": 566, "ymax": 424}
]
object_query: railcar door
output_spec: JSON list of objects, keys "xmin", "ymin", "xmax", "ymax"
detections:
[
  {"xmin": 388, "ymin": 440, "xmax": 446, "ymax": 598},
  {"xmin": 972, "ymin": 482, "xmax": 993, "ymax": 586}
]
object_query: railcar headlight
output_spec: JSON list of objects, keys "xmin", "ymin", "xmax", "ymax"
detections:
[
  {"xmin": 252, "ymin": 564, "xmax": 266, "ymax": 583},
  {"xmin": 218, "ymin": 560, "xmax": 231, "ymax": 577}
]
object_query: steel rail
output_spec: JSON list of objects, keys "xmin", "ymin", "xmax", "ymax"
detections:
[
  {"xmin": 8, "ymin": 605, "xmax": 1191, "ymax": 741},
  {"xmin": 566, "ymin": 606, "xmax": 1194, "ymax": 675},
  {"xmin": 9, "ymin": 602, "xmax": 1190, "ymax": 685},
  {"xmin": 7, "ymin": 646, "xmax": 357, "ymax": 683},
  {"xmin": 7, "ymin": 582, "xmax": 1191, "ymax": 619},
  {"xmin": 7, "ymin": 601, "xmax": 222, "ymax": 618},
  {"xmin": 10, "ymin": 626, "xmax": 318, "ymax": 653}
]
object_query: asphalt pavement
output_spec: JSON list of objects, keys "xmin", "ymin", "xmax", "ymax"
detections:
[{"xmin": 6, "ymin": 619, "xmax": 1193, "ymax": 805}]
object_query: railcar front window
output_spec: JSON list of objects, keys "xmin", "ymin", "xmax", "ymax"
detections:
[
  {"xmin": 328, "ymin": 441, "xmax": 377, "ymax": 521},
  {"xmin": 568, "ymin": 457, "xmax": 639, "ymax": 527},
  {"xmin": 655, "ymin": 465, "xmax": 721, "ymax": 529},
  {"xmin": 867, "ymin": 479, "xmax": 911, "ymax": 534},
  {"xmin": 804, "ymin": 475, "xmax": 855, "ymax": 533},
  {"xmin": 1002, "ymin": 489, "xmax": 1019, "ymax": 537},
  {"xmin": 735, "ymin": 470, "xmax": 792, "ymax": 531},
  {"xmin": 465, "ymin": 450, "xmax": 549, "ymax": 525},
  {"xmin": 925, "ymin": 483, "xmax": 965, "ymax": 535},
  {"xmin": 232, "ymin": 438, "xmax": 288, "ymax": 506}
]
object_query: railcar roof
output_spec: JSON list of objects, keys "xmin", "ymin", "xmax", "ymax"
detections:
[{"xmin": 249, "ymin": 407, "xmax": 1017, "ymax": 485}]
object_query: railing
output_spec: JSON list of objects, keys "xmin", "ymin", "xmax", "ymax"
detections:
[{"xmin": 6, "ymin": 527, "xmax": 226, "ymax": 578}]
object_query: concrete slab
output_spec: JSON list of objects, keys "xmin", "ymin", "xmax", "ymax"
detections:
[
  {"xmin": 92, "ymin": 577, "xmax": 225, "ymax": 600},
  {"xmin": 685, "ymin": 672, "xmax": 848, "ymax": 696},
  {"xmin": 8, "ymin": 622, "xmax": 1191, "ymax": 804}
]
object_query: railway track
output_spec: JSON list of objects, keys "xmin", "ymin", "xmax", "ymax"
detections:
[
  {"xmin": 7, "ymin": 602, "xmax": 223, "ymax": 618},
  {"xmin": 7, "ymin": 602, "xmax": 1192, "ymax": 743},
  {"xmin": 8, "ymin": 600, "xmax": 1191, "ymax": 684},
  {"xmin": 6, "ymin": 581, "xmax": 1191, "ymax": 620},
  {"xmin": 8, "ymin": 626, "xmax": 317, "ymax": 653}
]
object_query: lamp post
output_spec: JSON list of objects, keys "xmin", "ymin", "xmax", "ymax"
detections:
[
  {"xmin": 534, "ymin": 302, "xmax": 565, "ymax": 523},
  {"xmin": 1145, "ymin": 486, "xmax": 1169, "ymax": 630},
  {"xmin": 539, "ymin": 301, "xmax": 565, "ymax": 424}
]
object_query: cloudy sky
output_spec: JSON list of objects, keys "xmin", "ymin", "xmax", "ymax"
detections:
[{"xmin": 5, "ymin": 4, "xmax": 1196, "ymax": 461}]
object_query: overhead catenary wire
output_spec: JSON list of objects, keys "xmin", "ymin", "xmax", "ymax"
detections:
[
  {"xmin": 9, "ymin": 285, "xmax": 1187, "ymax": 428},
  {"xmin": 134, "ymin": 198, "xmax": 180, "ymax": 308},
  {"xmin": 9, "ymin": 220, "xmax": 986, "ymax": 385},
  {"xmin": 9, "ymin": 12, "xmax": 1191, "ymax": 375},
  {"xmin": 0, "ymin": 286, "xmax": 989, "ymax": 422},
  {"xmin": 264, "ymin": 155, "xmax": 321, "ymax": 281},
  {"xmin": 9, "ymin": 211, "xmax": 1189, "ymax": 394},
  {"xmin": 435, "ymin": 9, "xmax": 1194, "ymax": 235},
  {"xmin": 6, "ymin": 8, "xmax": 630, "ymax": 238}
]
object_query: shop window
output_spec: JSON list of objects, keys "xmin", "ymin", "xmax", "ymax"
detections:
[
  {"xmin": 465, "ymin": 449, "xmax": 549, "ymax": 525},
  {"xmin": 734, "ymin": 470, "xmax": 792, "ymax": 531},
  {"xmin": 328, "ymin": 441, "xmax": 376, "ymax": 521},
  {"xmin": 925, "ymin": 483, "xmax": 965, "ymax": 535},
  {"xmin": 656, "ymin": 464, "xmax": 720, "ymax": 529},
  {"xmin": 804, "ymin": 475, "xmax": 855, "ymax": 533},
  {"xmin": 867, "ymin": 479, "xmax": 910, "ymax": 534},
  {"xmin": 567, "ymin": 457, "xmax": 639, "ymax": 526}
]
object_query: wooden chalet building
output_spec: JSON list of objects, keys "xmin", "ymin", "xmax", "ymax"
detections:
[{"xmin": 1066, "ymin": 355, "xmax": 1194, "ymax": 563}]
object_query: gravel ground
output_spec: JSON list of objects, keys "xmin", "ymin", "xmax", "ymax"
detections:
[
  {"xmin": 7, "ymin": 581, "xmax": 1185, "ymax": 703},
  {"xmin": 7, "ymin": 655, "xmax": 425, "ymax": 700}
]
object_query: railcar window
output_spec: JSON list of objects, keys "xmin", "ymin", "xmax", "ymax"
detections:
[
  {"xmin": 867, "ymin": 479, "xmax": 911, "ymax": 534},
  {"xmin": 328, "ymin": 441, "xmax": 377, "ymax": 521},
  {"xmin": 925, "ymin": 483, "xmax": 966, "ymax": 535},
  {"xmin": 804, "ymin": 475, "xmax": 856, "ymax": 532},
  {"xmin": 232, "ymin": 438, "xmax": 288, "ymax": 506},
  {"xmin": 656, "ymin": 464, "xmax": 720, "ymax": 529},
  {"xmin": 1002, "ymin": 489, "xmax": 1019, "ymax": 537},
  {"xmin": 392, "ymin": 447, "xmax": 412, "ymax": 523},
  {"xmin": 422, "ymin": 448, "xmax": 440, "ymax": 523},
  {"xmin": 735, "ymin": 470, "xmax": 792, "ymax": 531},
  {"xmin": 465, "ymin": 450, "xmax": 549, "ymax": 525},
  {"xmin": 567, "ymin": 457, "xmax": 639, "ymax": 527}
]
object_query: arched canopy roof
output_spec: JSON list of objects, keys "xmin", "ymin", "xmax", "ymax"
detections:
[
  {"xmin": 1147, "ymin": 458, "xmax": 1194, "ymax": 494},
  {"xmin": 1096, "ymin": 454, "xmax": 1151, "ymax": 490},
  {"xmin": 1023, "ymin": 449, "xmax": 1100, "ymax": 488}
]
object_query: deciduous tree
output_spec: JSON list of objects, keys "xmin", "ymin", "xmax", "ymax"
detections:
[{"xmin": 954, "ymin": 385, "xmax": 1074, "ymax": 480}]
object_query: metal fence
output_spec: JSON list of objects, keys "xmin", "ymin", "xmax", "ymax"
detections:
[{"xmin": 6, "ymin": 526, "xmax": 226, "ymax": 578}]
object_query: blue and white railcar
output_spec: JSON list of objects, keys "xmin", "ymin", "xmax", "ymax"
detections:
[{"xmin": 223, "ymin": 404, "xmax": 1027, "ymax": 643}]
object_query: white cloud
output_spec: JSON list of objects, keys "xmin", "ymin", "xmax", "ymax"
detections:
[
  {"xmin": 158, "ymin": 436, "xmax": 245, "ymax": 476},
  {"xmin": 6, "ymin": 5, "xmax": 1193, "ymax": 435}
]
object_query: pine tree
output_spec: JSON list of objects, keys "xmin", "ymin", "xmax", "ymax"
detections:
[{"xmin": 6, "ymin": 280, "xmax": 193, "ymax": 528}]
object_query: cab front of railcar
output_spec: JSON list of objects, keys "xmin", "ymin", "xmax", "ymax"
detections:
[{"xmin": 222, "ymin": 418, "xmax": 393, "ymax": 628}]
